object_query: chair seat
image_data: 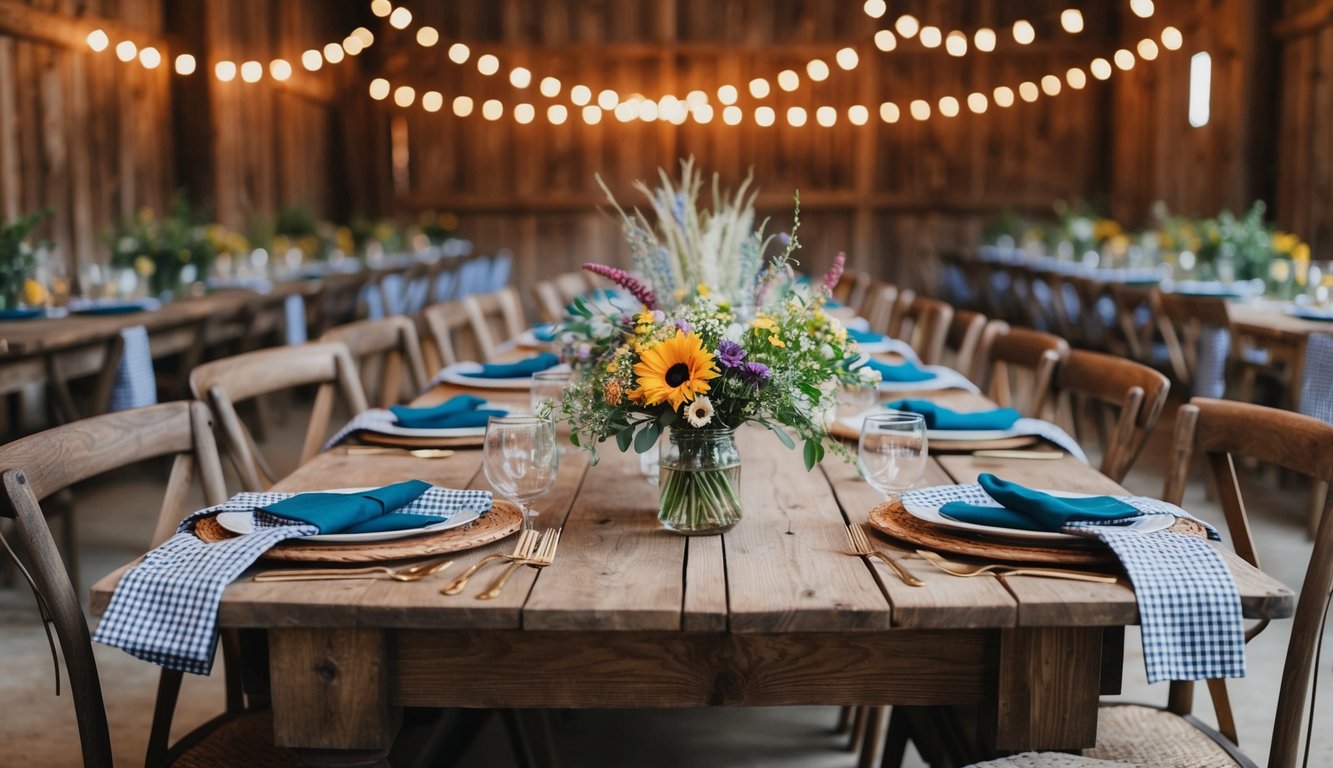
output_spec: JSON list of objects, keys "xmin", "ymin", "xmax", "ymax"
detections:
[
  {"xmin": 171, "ymin": 710, "xmax": 302, "ymax": 767},
  {"xmin": 969, "ymin": 705, "xmax": 1248, "ymax": 768}
]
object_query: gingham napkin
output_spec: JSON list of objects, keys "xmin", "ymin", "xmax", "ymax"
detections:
[
  {"xmin": 93, "ymin": 486, "xmax": 492, "ymax": 675},
  {"xmin": 107, "ymin": 325, "xmax": 157, "ymax": 412},
  {"xmin": 904, "ymin": 483, "xmax": 1244, "ymax": 683}
]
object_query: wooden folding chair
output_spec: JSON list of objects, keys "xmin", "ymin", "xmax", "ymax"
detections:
[
  {"xmin": 423, "ymin": 300, "xmax": 484, "ymax": 370},
  {"xmin": 463, "ymin": 288, "xmax": 528, "ymax": 362},
  {"xmin": 943, "ymin": 308, "xmax": 987, "ymax": 382},
  {"xmin": 320, "ymin": 316, "xmax": 429, "ymax": 408},
  {"xmin": 1055, "ymin": 349, "xmax": 1171, "ymax": 482},
  {"xmin": 977, "ymin": 323, "xmax": 1069, "ymax": 418},
  {"xmin": 897, "ymin": 297, "xmax": 953, "ymax": 366}
]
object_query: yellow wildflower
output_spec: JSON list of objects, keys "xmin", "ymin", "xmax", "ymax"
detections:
[
  {"xmin": 606, "ymin": 360, "xmax": 619, "ymax": 373},
  {"xmin": 751, "ymin": 315, "xmax": 776, "ymax": 331},
  {"xmin": 604, "ymin": 380, "xmax": 623, "ymax": 406},
  {"xmin": 134, "ymin": 256, "xmax": 156, "ymax": 277},
  {"xmin": 769, "ymin": 334, "xmax": 785, "ymax": 348},
  {"xmin": 1093, "ymin": 219, "xmax": 1122, "ymax": 242},
  {"xmin": 696, "ymin": 283, "xmax": 711, "ymax": 297},
  {"xmin": 1272, "ymin": 232, "xmax": 1298, "ymax": 254},
  {"xmin": 23, "ymin": 279, "xmax": 47, "ymax": 306}
]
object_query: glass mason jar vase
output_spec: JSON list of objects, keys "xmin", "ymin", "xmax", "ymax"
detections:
[{"xmin": 657, "ymin": 427, "xmax": 742, "ymax": 535}]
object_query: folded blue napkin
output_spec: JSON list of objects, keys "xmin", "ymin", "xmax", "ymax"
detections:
[
  {"xmin": 533, "ymin": 323, "xmax": 560, "ymax": 341},
  {"xmin": 940, "ymin": 473, "xmax": 1139, "ymax": 532},
  {"xmin": 72, "ymin": 300, "xmax": 155, "ymax": 315},
  {"xmin": 847, "ymin": 327, "xmax": 886, "ymax": 344},
  {"xmin": 262, "ymin": 480, "xmax": 441, "ymax": 534},
  {"xmin": 389, "ymin": 394, "xmax": 505, "ymax": 429},
  {"xmin": 0, "ymin": 307, "xmax": 43, "ymax": 320},
  {"xmin": 862, "ymin": 357, "xmax": 936, "ymax": 383},
  {"xmin": 887, "ymin": 400, "xmax": 1021, "ymax": 430},
  {"xmin": 475, "ymin": 352, "xmax": 560, "ymax": 379}
]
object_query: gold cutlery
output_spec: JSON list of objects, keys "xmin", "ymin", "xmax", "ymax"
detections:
[
  {"xmin": 440, "ymin": 529, "xmax": 540, "ymax": 595},
  {"xmin": 252, "ymin": 556, "xmax": 454, "ymax": 583},
  {"xmin": 845, "ymin": 524, "xmax": 925, "ymax": 587},
  {"xmin": 971, "ymin": 450, "xmax": 1065, "ymax": 460},
  {"xmin": 478, "ymin": 527, "xmax": 561, "ymax": 601},
  {"xmin": 915, "ymin": 549, "xmax": 1119, "ymax": 584},
  {"xmin": 346, "ymin": 446, "xmax": 456, "ymax": 459}
]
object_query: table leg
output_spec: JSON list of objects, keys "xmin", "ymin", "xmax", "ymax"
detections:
[
  {"xmin": 269, "ymin": 628, "xmax": 400, "ymax": 767},
  {"xmin": 979, "ymin": 626, "xmax": 1103, "ymax": 752}
]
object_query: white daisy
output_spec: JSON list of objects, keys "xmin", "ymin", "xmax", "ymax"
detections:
[{"xmin": 685, "ymin": 395, "xmax": 714, "ymax": 427}]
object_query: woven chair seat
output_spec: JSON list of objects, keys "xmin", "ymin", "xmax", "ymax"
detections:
[
  {"xmin": 171, "ymin": 711, "xmax": 302, "ymax": 767},
  {"xmin": 967, "ymin": 752, "xmax": 1128, "ymax": 767}
]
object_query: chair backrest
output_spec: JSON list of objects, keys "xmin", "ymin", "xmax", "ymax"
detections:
[
  {"xmin": 462, "ymin": 288, "xmax": 527, "ymax": 362},
  {"xmin": 1162, "ymin": 398, "xmax": 1333, "ymax": 768},
  {"xmin": 532, "ymin": 280, "xmax": 566, "ymax": 324},
  {"xmin": 899, "ymin": 297, "xmax": 954, "ymax": 366},
  {"xmin": 423, "ymin": 300, "xmax": 482, "ymax": 368},
  {"xmin": 319, "ymin": 316, "xmax": 429, "ymax": 408},
  {"xmin": 944, "ymin": 308, "xmax": 988, "ymax": 381},
  {"xmin": 312, "ymin": 271, "xmax": 371, "ymax": 337},
  {"xmin": 980, "ymin": 322, "xmax": 1069, "ymax": 418},
  {"xmin": 0, "ymin": 402, "xmax": 228, "ymax": 768},
  {"xmin": 863, "ymin": 284, "xmax": 899, "ymax": 335},
  {"xmin": 885, "ymin": 287, "xmax": 918, "ymax": 340},
  {"xmin": 189, "ymin": 342, "xmax": 368, "ymax": 490},
  {"xmin": 1055, "ymin": 349, "xmax": 1170, "ymax": 482},
  {"xmin": 1155, "ymin": 292, "xmax": 1235, "ymax": 386}
]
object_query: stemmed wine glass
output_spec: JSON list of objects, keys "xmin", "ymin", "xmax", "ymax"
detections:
[
  {"xmin": 483, "ymin": 415, "xmax": 559, "ymax": 530},
  {"xmin": 857, "ymin": 412, "xmax": 928, "ymax": 505}
]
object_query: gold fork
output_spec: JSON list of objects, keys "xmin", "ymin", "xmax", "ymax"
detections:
[
  {"xmin": 915, "ymin": 550, "xmax": 1119, "ymax": 584},
  {"xmin": 845, "ymin": 524, "xmax": 925, "ymax": 587},
  {"xmin": 477, "ymin": 528, "xmax": 561, "ymax": 601},
  {"xmin": 440, "ymin": 529, "xmax": 540, "ymax": 596},
  {"xmin": 252, "ymin": 555, "xmax": 454, "ymax": 583}
]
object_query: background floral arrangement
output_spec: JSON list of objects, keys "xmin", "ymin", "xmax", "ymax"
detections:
[
  {"xmin": 108, "ymin": 194, "xmax": 239, "ymax": 296},
  {"xmin": 0, "ymin": 208, "xmax": 50, "ymax": 309}
]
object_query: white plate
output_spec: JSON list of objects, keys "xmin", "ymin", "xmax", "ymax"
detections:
[
  {"xmin": 436, "ymin": 361, "xmax": 568, "ymax": 390},
  {"xmin": 874, "ymin": 365, "xmax": 980, "ymax": 394},
  {"xmin": 363, "ymin": 404, "xmax": 510, "ymax": 438},
  {"xmin": 837, "ymin": 411, "xmax": 1018, "ymax": 442},
  {"xmin": 902, "ymin": 489, "xmax": 1174, "ymax": 543},
  {"xmin": 215, "ymin": 487, "xmax": 481, "ymax": 543}
]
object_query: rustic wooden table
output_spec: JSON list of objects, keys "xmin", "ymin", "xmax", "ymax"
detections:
[{"xmin": 90, "ymin": 381, "xmax": 1294, "ymax": 767}]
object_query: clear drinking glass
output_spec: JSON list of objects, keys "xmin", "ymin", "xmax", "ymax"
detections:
[
  {"xmin": 857, "ymin": 412, "xmax": 928, "ymax": 505},
  {"xmin": 483, "ymin": 416, "xmax": 559, "ymax": 530},
  {"xmin": 530, "ymin": 370, "xmax": 572, "ymax": 417}
]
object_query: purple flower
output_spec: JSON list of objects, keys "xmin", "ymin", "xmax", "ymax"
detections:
[
  {"xmin": 674, "ymin": 318, "xmax": 693, "ymax": 334},
  {"xmin": 716, "ymin": 340, "xmax": 746, "ymax": 368},
  {"xmin": 737, "ymin": 361, "xmax": 771, "ymax": 388},
  {"xmin": 823, "ymin": 251, "xmax": 846, "ymax": 293},
  {"xmin": 581, "ymin": 263, "xmax": 657, "ymax": 309}
]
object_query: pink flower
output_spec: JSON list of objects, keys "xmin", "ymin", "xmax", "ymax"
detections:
[
  {"xmin": 582, "ymin": 263, "xmax": 658, "ymax": 309},
  {"xmin": 823, "ymin": 252, "xmax": 846, "ymax": 293}
]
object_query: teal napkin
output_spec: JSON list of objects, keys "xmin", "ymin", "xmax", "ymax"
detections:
[
  {"xmin": 476, "ymin": 352, "xmax": 559, "ymax": 379},
  {"xmin": 390, "ymin": 394, "xmax": 505, "ymax": 429},
  {"xmin": 847, "ymin": 327, "xmax": 886, "ymax": 344},
  {"xmin": 887, "ymin": 400, "xmax": 1021, "ymax": 430},
  {"xmin": 262, "ymin": 480, "xmax": 440, "ymax": 534},
  {"xmin": 940, "ymin": 473, "xmax": 1140, "ymax": 532},
  {"xmin": 533, "ymin": 323, "xmax": 560, "ymax": 341},
  {"xmin": 863, "ymin": 357, "xmax": 935, "ymax": 383}
]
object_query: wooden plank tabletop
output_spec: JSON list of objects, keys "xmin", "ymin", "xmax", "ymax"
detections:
[{"xmin": 1230, "ymin": 301, "xmax": 1333, "ymax": 339}]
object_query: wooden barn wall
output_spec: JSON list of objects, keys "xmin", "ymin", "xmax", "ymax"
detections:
[
  {"xmin": 376, "ymin": 0, "xmax": 1122, "ymax": 291},
  {"xmin": 1273, "ymin": 0, "xmax": 1333, "ymax": 258}
]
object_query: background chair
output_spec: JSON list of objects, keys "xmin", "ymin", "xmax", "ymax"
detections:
[
  {"xmin": 977, "ymin": 323, "xmax": 1070, "ymax": 419},
  {"xmin": 463, "ymin": 288, "xmax": 527, "ymax": 362},
  {"xmin": 423, "ymin": 300, "xmax": 483, "ymax": 370},
  {"xmin": 943, "ymin": 308, "xmax": 987, "ymax": 382},
  {"xmin": 896, "ymin": 297, "xmax": 953, "ymax": 366},
  {"xmin": 1055, "ymin": 349, "xmax": 1171, "ymax": 482},
  {"xmin": 319, "ymin": 316, "xmax": 429, "ymax": 408},
  {"xmin": 189, "ymin": 343, "xmax": 368, "ymax": 491}
]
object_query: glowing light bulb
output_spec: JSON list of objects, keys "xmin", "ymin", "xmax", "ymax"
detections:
[
  {"xmin": 352, "ymin": 27, "xmax": 374, "ymax": 46},
  {"xmin": 686, "ymin": 90, "xmax": 708, "ymax": 108},
  {"xmin": 874, "ymin": 30, "xmax": 897, "ymax": 52},
  {"xmin": 582, "ymin": 105, "xmax": 602, "ymax": 124},
  {"xmin": 749, "ymin": 78, "xmax": 770, "ymax": 98},
  {"xmin": 879, "ymin": 102, "xmax": 901, "ymax": 123},
  {"xmin": 909, "ymin": 99, "xmax": 930, "ymax": 120},
  {"xmin": 815, "ymin": 106, "xmax": 837, "ymax": 126},
  {"xmin": 1131, "ymin": 0, "xmax": 1155, "ymax": 18},
  {"xmin": 895, "ymin": 15, "xmax": 920, "ymax": 38},
  {"xmin": 1090, "ymin": 58, "xmax": 1113, "ymax": 80},
  {"xmin": 416, "ymin": 27, "xmax": 439, "ymax": 47},
  {"xmin": 453, "ymin": 96, "xmax": 474, "ymax": 117},
  {"xmin": 115, "ymin": 41, "xmax": 137, "ymax": 62},
  {"xmin": 570, "ymin": 84, "xmax": 591, "ymax": 105},
  {"xmin": 597, "ymin": 89, "xmax": 619, "ymax": 109},
  {"xmin": 323, "ymin": 43, "xmax": 344, "ymax": 64},
  {"xmin": 301, "ymin": 50, "xmax": 322, "ymax": 71},
  {"xmin": 717, "ymin": 84, "xmax": 738, "ymax": 104},
  {"xmin": 659, "ymin": 95, "xmax": 684, "ymax": 122},
  {"xmin": 806, "ymin": 59, "xmax": 830, "ymax": 81},
  {"xmin": 138, "ymin": 46, "xmax": 161, "ymax": 69},
  {"xmin": 974, "ymin": 28, "xmax": 997, "ymax": 52},
  {"xmin": 370, "ymin": 0, "xmax": 392, "ymax": 17},
  {"xmin": 835, "ymin": 47, "xmax": 859, "ymax": 70},
  {"xmin": 863, "ymin": 0, "xmax": 887, "ymax": 19},
  {"xmin": 1161, "ymin": 26, "xmax": 1183, "ymax": 51},
  {"xmin": 481, "ymin": 99, "xmax": 503, "ymax": 120},
  {"xmin": 1013, "ymin": 20, "xmax": 1035, "ymax": 45},
  {"xmin": 87, "ymin": 30, "xmax": 109, "ymax": 52},
  {"xmin": 848, "ymin": 105, "xmax": 869, "ymax": 125},
  {"xmin": 967, "ymin": 92, "xmax": 988, "ymax": 113},
  {"xmin": 615, "ymin": 101, "xmax": 637, "ymax": 122},
  {"xmin": 693, "ymin": 104, "xmax": 714, "ymax": 124},
  {"xmin": 945, "ymin": 31, "xmax": 967, "ymax": 57},
  {"xmin": 515, "ymin": 104, "xmax": 538, "ymax": 124},
  {"xmin": 938, "ymin": 96, "xmax": 959, "ymax": 117},
  {"xmin": 175, "ymin": 54, "xmax": 196, "ymax": 75},
  {"xmin": 510, "ymin": 67, "xmax": 532, "ymax": 88},
  {"xmin": 1041, "ymin": 75, "xmax": 1062, "ymax": 96},
  {"xmin": 1061, "ymin": 9, "xmax": 1084, "ymax": 34},
  {"xmin": 389, "ymin": 7, "xmax": 412, "ymax": 29},
  {"xmin": 477, "ymin": 54, "xmax": 499, "ymax": 76},
  {"xmin": 422, "ymin": 91, "xmax": 443, "ymax": 112},
  {"xmin": 448, "ymin": 43, "xmax": 470, "ymax": 64},
  {"xmin": 540, "ymin": 77, "xmax": 561, "ymax": 97},
  {"xmin": 1114, "ymin": 48, "xmax": 1136, "ymax": 70},
  {"xmin": 1066, "ymin": 67, "xmax": 1087, "ymax": 89},
  {"xmin": 369, "ymin": 78, "xmax": 391, "ymax": 100},
  {"xmin": 993, "ymin": 86, "xmax": 1015, "ymax": 107},
  {"xmin": 1137, "ymin": 39, "xmax": 1160, "ymax": 60},
  {"xmin": 343, "ymin": 36, "xmax": 365, "ymax": 56},
  {"xmin": 240, "ymin": 60, "xmax": 262, "ymax": 82},
  {"xmin": 777, "ymin": 70, "xmax": 800, "ymax": 91},
  {"xmin": 393, "ymin": 86, "xmax": 415, "ymax": 107},
  {"xmin": 755, "ymin": 106, "xmax": 775, "ymax": 126},
  {"xmin": 723, "ymin": 105, "xmax": 742, "ymax": 125},
  {"xmin": 1018, "ymin": 81, "xmax": 1039, "ymax": 102},
  {"xmin": 215, "ymin": 61, "xmax": 236, "ymax": 81},
  {"xmin": 269, "ymin": 59, "xmax": 292, "ymax": 81},
  {"xmin": 919, "ymin": 26, "xmax": 942, "ymax": 48},
  {"xmin": 637, "ymin": 99, "xmax": 658, "ymax": 121}
]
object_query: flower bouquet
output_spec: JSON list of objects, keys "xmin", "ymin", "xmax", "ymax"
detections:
[{"xmin": 557, "ymin": 159, "xmax": 877, "ymax": 534}]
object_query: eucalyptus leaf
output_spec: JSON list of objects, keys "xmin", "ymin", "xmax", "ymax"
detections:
[{"xmin": 634, "ymin": 421, "xmax": 662, "ymax": 453}]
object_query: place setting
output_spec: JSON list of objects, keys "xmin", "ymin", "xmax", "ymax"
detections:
[{"xmin": 432, "ymin": 350, "xmax": 567, "ymax": 390}]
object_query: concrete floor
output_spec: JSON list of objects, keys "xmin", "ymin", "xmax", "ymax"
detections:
[{"xmin": 1, "ymin": 394, "xmax": 1329, "ymax": 767}]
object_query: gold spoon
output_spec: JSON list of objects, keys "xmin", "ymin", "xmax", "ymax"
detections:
[{"xmin": 346, "ymin": 447, "xmax": 455, "ymax": 459}]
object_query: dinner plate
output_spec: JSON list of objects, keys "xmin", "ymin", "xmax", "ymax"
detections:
[
  {"xmin": 361, "ymin": 404, "xmax": 510, "ymax": 438},
  {"xmin": 1286, "ymin": 306, "xmax": 1333, "ymax": 322},
  {"xmin": 874, "ymin": 365, "xmax": 980, "ymax": 394},
  {"xmin": 215, "ymin": 487, "xmax": 482, "ymax": 543},
  {"xmin": 901, "ymin": 489, "xmax": 1174, "ymax": 543},
  {"xmin": 436, "ymin": 361, "xmax": 568, "ymax": 390},
  {"xmin": 836, "ymin": 411, "xmax": 1018, "ymax": 442}
]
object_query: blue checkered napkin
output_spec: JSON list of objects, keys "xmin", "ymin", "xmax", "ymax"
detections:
[
  {"xmin": 108, "ymin": 325, "xmax": 158, "ymax": 412},
  {"xmin": 92, "ymin": 486, "xmax": 493, "ymax": 675},
  {"xmin": 283, "ymin": 294, "xmax": 308, "ymax": 345},
  {"xmin": 902, "ymin": 483, "xmax": 1242, "ymax": 683},
  {"xmin": 1194, "ymin": 326, "xmax": 1230, "ymax": 398},
  {"xmin": 324, "ymin": 408, "xmax": 403, "ymax": 450},
  {"xmin": 1299, "ymin": 333, "xmax": 1333, "ymax": 425}
]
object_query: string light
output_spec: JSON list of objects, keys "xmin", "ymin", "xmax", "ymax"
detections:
[
  {"xmin": 1131, "ymin": 0, "xmax": 1155, "ymax": 18},
  {"xmin": 637, "ymin": 100, "xmax": 658, "ymax": 121},
  {"xmin": 1090, "ymin": 58, "xmax": 1113, "ymax": 80},
  {"xmin": 835, "ymin": 47, "xmax": 859, "ymax": 70},
  {"xmin": 1040, "ymin": 74, "xmax": 1062, "ymax": 96},
  {"xmin": 481, "ymin": 99, "xmax": 503, "ymax": 120},
  {"xmin": 215, "ymin": 61, "xmax": 236, "ymax": 82},
  {"xmin": 722, "ymin": 105, "xmax": 743, "ymax": 125},
  {"xmin": 86, "ymin": 30, "xmax": 109, "ymax": 52},
  {"xmin": 863, "ymin": 0, "xmax": 887, "ymax": 19},
  {"xmin": 717, "ymin": 84, "xmax": 738, "ymax": 104},
  {"xmin": 582, "ymin": 105, "xmax": 602, "ymax": 124},
  {"xmin": 570, "ymin": 85, "xmax": 592, "ymax": 106},
  {"xmin": 323, "ymin": 43, "xmax": 345, "ymax": 64},
  {"xmin": 1018, "ymin": 81, "xmax": 1039, "ymax": 102},
  {"xmin": 909, "ymin": 99, "xmax": 930, "ymax": 120},
  {"xmin": 1114, "ymin": 48, "xmax": 1136, "ymax": 70},
  {"xmin": 477, "ymin": 54, "xmax": 499, "ymax": 75},
  {"xmin": 514, "ymin": 103, "xmax": 535, "ymax": 123},
  {"xmin": 848, "ymin": 105, "xmax": 869, "ymax": 125},
  {"xmin": 448, "ymin": 43, "xmax": 470, "ymax": 63},
  {"xmin": 115, "ymin": 41, "xmax": 137, "ymax": 62},
  {"xmin": 1137, "ymin": 38, "xmax": 1160, "ymax": 60},
  {"xmin": 540, "ymin": 77, "xmax": 561, "ymax": 97},
  {"xmin": 974, "ymin": 28, "xmax": 996, "ymax": 52},
  {"xmin": 370, "ymin": 0, "xmax": 392, "ymax": 16},
  {"xmin": 597, "ymin": 89, "xmax": 619, "ymax": 109},
  {"xmin": 874, "ymin": 30, "xmax": 897, "ymax": 51},
  {"xmin": 879, "ymin": 102, "xmax": 900, "ymax": 123},
  {"xmin": 749, "ymin": 78, "xmax": 770, "ymax": 98},
  {"xmin": 945, "ymin": 32, "xmax": 967, "ymax": 57},
  {"xmin": 755, "ymin": 106, "xmax": 775, "ymax": 127},
  {"xmin": 919, "ymin": 26, "xmax": 943, "ymax": 48},
  {"xmin": 967, "ymin": 92, "xmax": 988, "ymax": 113},
  {"xmin": 352, "ymin": 28, "xmax": 374, "ymax": 47},
  {"xmin": 614, "ymin": 100, "xmax": 637, "ymax": 122},
  {"xmin": 301, "ymin": 50, "xmax": 323, "ymax": 71},
  {"xmin": 343, "ymin": 36, "xmax": 366, "ymax": 56},
  {"xmin": 1012, "ymin": 20, "xmax": 1036, "ymax": 45},
  {"xmin": 685, "ymin": 91, "xmax": 708, "ymax": 109},
  {"xmin": 394, "ymin": 85, "xmax": 415, "ymax": 107},
  {"xmin": 138, "ymin": 46, "xmax": 162, "ymax": 69},
  {"xmin": 777, "ymin": 70, "xmax": 800, "ymax": 92},
  {"xmin": 993, "ymin": 86, "xmax": 1015, "ymax": 107},
  {"xmin": 895, "ymin": 15, "xmax": 920, "ymax": 38},
  {"xmin": 369, "ymin": 78, "xmax": 391, "ymax": 100},
  {"xmin": 1066, "ymin": 67, "xmax": 1087, "ymax": 89},
  {"xmin": 453, "ymin": 96, "xmax": 474, "ymax": 117},
  {"xmin": 389, "ymin": 7, "xmax": 412, "ymax": 29},
  {"xmin": 510, "ymin": 67, "xmax": 532, "ymax": 88},
  {"xmin": 175, "ymin": 54, "xmax": 197, "ymax": 75},
  {"xmin": 1061, "ymin": 9, "xmax": 1084, "ymax": 34},
  {"xmin": 546, "ymin": 103, "xmax": 566, "ymax": 124},
  {"xmin": 240, "ymin": 60, "xmax": 262, "ymax": 82},
  {"xmin": 416, "ymin": 27, "xmax": 439, "ymax": 47},
  {"xmin": 269, "ymin": 58, "xmax": 292, "ymax": 81},
  {"xmin": 693, "ymin": 104, "xmax": 715, "ymax": 124},
  {"xmin": 422, "ymin": 91, "xmax": 443, "ymax": 112},
  {"xmin": 806, "ymin": 59, "xmax": 830, "ymax": 81},
  {"xmin": 938, "ymin": 96, "xmax": 960, "ymax": 117},
  {"xmin": 1161, "ymin": 26, "xmax": 1183, "ymax": 50},
  {"xmin": 815, "ymin": 106, "xmax": 836, "ymax": 127}
]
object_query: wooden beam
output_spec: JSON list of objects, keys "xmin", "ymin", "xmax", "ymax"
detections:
[
  {"xmin": 1273, "ymin": 0, "xmax": 1333, "ymax": 40},
  {"xmin": 0, "ymin": 0, "xmax": 165, "ymax": 51}
]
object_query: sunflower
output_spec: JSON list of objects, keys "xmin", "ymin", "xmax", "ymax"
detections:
[{"xmin": 630, "ymin": 330, "xmax": 720, "ymax": 410}]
